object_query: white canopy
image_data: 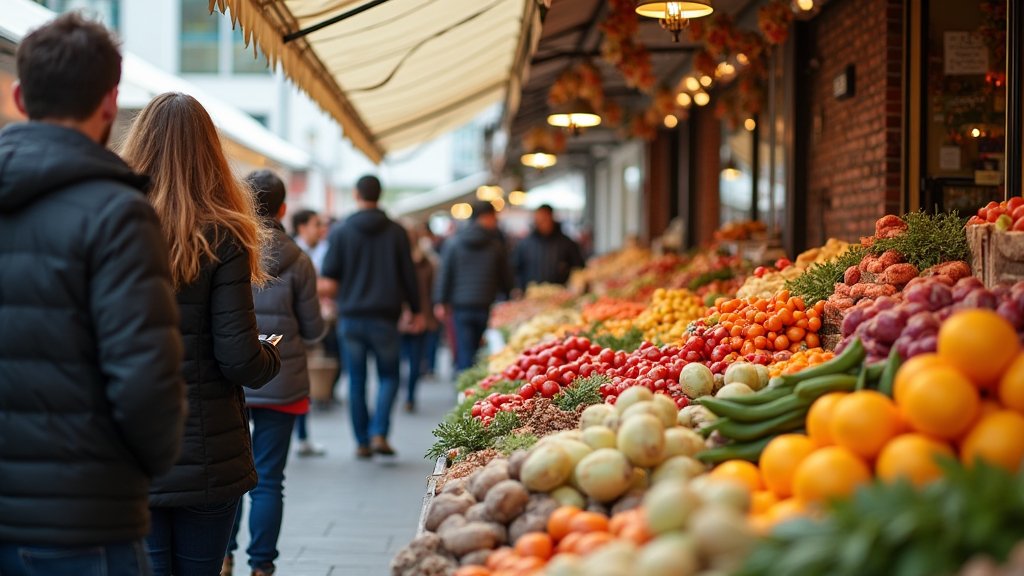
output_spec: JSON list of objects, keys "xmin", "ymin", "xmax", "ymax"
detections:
[
  {"xmin": 212, "ymin": 0, "xmax": 542, "ymax": 162},
  {"xmin": 1, "ymin": 0, "xmax": 311, "ymax": 170}
]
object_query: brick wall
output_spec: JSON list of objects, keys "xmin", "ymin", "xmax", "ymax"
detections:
[{"xmin": 805, "ymin": 0, "xmax": 903, "ymax": 245}]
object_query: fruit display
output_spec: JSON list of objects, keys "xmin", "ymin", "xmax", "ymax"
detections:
[
  {"xmin": 968, "ymin": 197, "xmax": 1024, "ymax": 231},
  {"xmin": 837, "ymin": 276, "xmax": 1024, "ymax": 362},
  {"xmin": 490, "ymin": 284, "xmax": 576, "ymax": 334},
  {"xmin": 715, "ymin": 219, "xmax": 767, "ymax": 241},
  {"xmin": 737, "ymin": 238, "xmax": 852, "ymax": 299},
  {"xmin": 767, "ymin": 348, "xmax": 834, "ymax": 377},
  {"xmin": 630, "ymin": 288, "xmax": 705, "ymax": 344},
  {"xmin": 488, "ymin": 310, "xmax": 584, "ymax": 373}
]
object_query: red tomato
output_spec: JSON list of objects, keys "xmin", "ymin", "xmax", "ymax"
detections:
[
  {"xmin": 540, "ymin": 380, "xmax": 561, "ymax": 398},
  {"xmin": 518, "ymin": 383, "xmax": 537, "ymax": 399},
  {"xmin": 988, "ymin": 209, "xmax": 1001, "ymax": 223},
  {"xmin": 1014, "ymin": 218, "xmax": 1024, "ymax": 232},
  {"xmin": 1009, "ymin": 197, "xmax": 1024, "ymax": 211}
]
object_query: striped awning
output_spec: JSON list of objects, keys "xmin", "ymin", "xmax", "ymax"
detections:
[{"xmin": 212, "ymin": 0, "xmax": 543, "ymax": 163}]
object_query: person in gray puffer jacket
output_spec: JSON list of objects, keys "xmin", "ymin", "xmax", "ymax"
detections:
[{"xmin": 226, "ymin": 170, "xmax": 325, "ymax": 576}]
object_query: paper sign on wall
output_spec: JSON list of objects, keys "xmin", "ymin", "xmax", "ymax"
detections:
[
  {"xmin": 939, "ymin": 145, "xmax": 962, "ymax": 171},
  {"xmin": 944, "ymin": 32, "xmax": 988, "ymax": 75}
]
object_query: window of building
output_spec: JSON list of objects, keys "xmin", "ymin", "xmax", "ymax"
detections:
[
  {"xmin": 35, "ymin": 0, "xmax": 119, "ymax": 29},
  {"xmin": 180, "ymin": 0, "xmax": 219, "ymax": 73}
]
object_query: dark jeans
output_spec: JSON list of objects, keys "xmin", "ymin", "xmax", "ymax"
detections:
[
  {"xmin": 423, "ymin": 328, "xmax": 440, "ymax": 374},
  {"xmin": 453, "ymin": 306, "xmax": 491, "ymax": 371},
  {"xmin": 147, "ymin": 499, "xmax": 240, "ymax": 576},
  {"xmin": 228, "ymin": 408, "xmax": 295, "ymax": 571},
  {"xmin": 0, "ymin": 540, "xmax": 150, "ymax": 576},
  {"xmin": 339, "ymin": 317, "xmax": 401, "ymax": 447},
  {"xmin": 400, "ymin": 333, "xmax": 427, "ymax": 405},
  {"xmin": 294, "ymin": 413, "xmax": 309, "ymax": 441}
]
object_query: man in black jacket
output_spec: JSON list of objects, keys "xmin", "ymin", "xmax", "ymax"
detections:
[
  {"xmin": 321, "ymin": 175, "xmax": 422, "ymax": 458},
  {"xmin": 0, "ymin": 13, "xmax": 185, "ymax": 576},
  {"xmin": 435, "ymin": 201, "xmax": 512, "ymax": 371},
  {"xmin": 513, "ymin": 204, "xmax": 586, "ymax": 291}
]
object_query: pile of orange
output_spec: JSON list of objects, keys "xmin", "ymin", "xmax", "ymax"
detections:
[
  {"xmin": 707, "ymin": 290, "xmax": 825, "ymax": 356},
  {"xmin": 768, "ymin": 348, "xmax": 835, "ymax": 377},
  {"xmin": 581, "ymin": 297, "xmax": 648, "ymax": 324},
  {"xmin": 460, "ymin": 506, "xmax": 653, "ymax": 576}
]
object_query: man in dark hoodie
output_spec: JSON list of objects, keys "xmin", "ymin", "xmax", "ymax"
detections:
[
  {"xmin": 512, "ymin": 204, "xmax": 586, "ymax": 291},
  {"xmin": 225, "ymin": 171, "xmax": 325, "ymax": 576},
  {"xmin": 321, "ymin": 175, "xmax": 422, "ymax": 458},
  {"xmin": 0, "ymin": 13, "xmax": 185, "ymax": 576},
  {"xmin": 435, "ymin": 201, "xmax": 512, "ymax": 372}
]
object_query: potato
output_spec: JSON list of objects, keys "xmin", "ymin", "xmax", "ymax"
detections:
[
  {"xmin": 509, "ymin": 510, "xmax": 549, "ymax": 544},
  {"xmin": 441, "ymin": 477, "xmax": 470, "ymax": 496},
  {"xmin": 425, "ymin": 492, "xmax": 474, "ymax": 531},
  {"xmin": 483, "ymin": 480, "xmax": 530, "ymax": 524},
  {"xmin": 507, "ymin": 450, "xmax": 529, "ymax": 481},
  {"xmin": 413, "ymin": 554, "xmax": 458, "ymax": 576},
  {"xmin": 464, "ymin": 503, "xmax": 492, "ymax": 523},
  {"xmin": 610, "ymin": 491, "xmax": 644, "ymax": 516},
  {"xmin": 436, "ymin": 514, "xmax": 467, "ymax": 538},
  {"xmin": 483, "ymin": 522, "xmax": 508, "ymax": 545},
  {"xmin": 460, "ymin": 549, "xmax": 492, "ymax": 567},
  {"xmin": 586, "ymin": 499, "xmax": 610, "ymax": 516},
  {"xmin": 470, "ymin": 461, "xmax": 510, "ymax": 501},
  {"xmin": 441, "ymin": 521, "xmax": 501, "ymax": 557}
]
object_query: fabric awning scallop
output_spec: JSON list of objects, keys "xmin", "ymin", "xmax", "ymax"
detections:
[{"xmin": 212, "ymin": 0, "xmax": 543, "ymax": 163}]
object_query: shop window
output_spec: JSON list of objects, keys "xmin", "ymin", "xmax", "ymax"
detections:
[
  {"xmin": 922, "ymin": 0, "xmax": 1007, "ymax": 212},
  {"xmin": 180, "ymin": 0, "xmax": 219, "ymax": 73},
  {"xmin": 719, "ymin": 126, "xmax": 755, "ymax": 226},
  {"xmin": 36, "ymin": 0, "xmax": 119, "ymax": 29}
]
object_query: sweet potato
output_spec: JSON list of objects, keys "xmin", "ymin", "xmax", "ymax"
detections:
[
  {"xmin": 832, "ymin": 297, "xmax": 855, "ymax": 310},
  {"xmin": 858, "ymin": 254, "xmax": 878, "ymax": 272},
  {"xmin": 862, "ymin": 284, "xmax": 898, "ymax": 299},
  {"xmin": 850, "ymin": 284, "xmax": 868, "ymax": 300},
  {"xmin": 875, "ymin": 215, "xmax": 908, "ymax": 239},
  {"xmin": 877, "ymin": 250, "xmax": 904, "ymax": 268},
  {"xmin": 834, "ymin": 283, "xmax": 852, "ymax": 298},
  {"xmin": 441, "ymin": 522, "xmax": 502, "ymax": 557},
  {"xmin": 922, "ymin": 261, "xmax": 972, "ymax": 282},
  {"xmin": 866, "ymin": 259, "xmax": 887, "ymax": 275},
  {"xmin": 470, "ymin": 460, "xmax": 510, "ymax": 501},
  {"xmin": 425, "ymin": 492, "xmax": 475, "ymax": 532}
]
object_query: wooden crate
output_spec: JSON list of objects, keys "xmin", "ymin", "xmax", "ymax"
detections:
[{"xmin": 967, "ymin": 224, "xmax": 1024, "ymax": 287}]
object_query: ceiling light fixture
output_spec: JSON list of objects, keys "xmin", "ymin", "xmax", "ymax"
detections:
[
  {"xmin": 635, "ymin": 1, "xmax": 714, "ymax": 43},
  {"xmin": 547, "ymin": 98, "xmax": 602, "ymax": 134},
  {"xmin": 520, "ymin": 151, "xmax": 558, "ymax": 170}
]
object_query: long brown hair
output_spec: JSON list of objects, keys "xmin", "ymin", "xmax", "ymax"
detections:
[{"xmin": 120, "ymin": 92, "xmax": 269, "ymax": 289}]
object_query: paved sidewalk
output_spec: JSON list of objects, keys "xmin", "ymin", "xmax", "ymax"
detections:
[{"xmin": 230, "ymin": 373, "xmax": 457, "ymax": 576}]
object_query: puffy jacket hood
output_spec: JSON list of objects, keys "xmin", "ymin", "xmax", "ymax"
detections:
[
  {"xmin": 347, "ymin": 208, "xmax": 391, "ymax": 236},
  {"xmin": 0, "ymin": 122, "xmax": 148, "ymax": 212},
  {"xmin": 264, "ymin": 222, "xmax": 302, "ymax": 277},
  {"xmin": 460, "ymin": 223, "xmax": 497, "ymax": 249}
]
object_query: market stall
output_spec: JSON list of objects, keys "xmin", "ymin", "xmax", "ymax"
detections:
[{"xmin": 390, "ymin": 209, "xmax": 1024, "ymax": 576}]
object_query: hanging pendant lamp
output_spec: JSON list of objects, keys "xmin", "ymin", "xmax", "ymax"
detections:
[
  {"xmin": 635, "ymin": 1, "xmax": 714, "ymax": 42},
  {"xmin": 521, "ymin": 151, "xmax": 559, "ymax": 170},
  {"xmin": 547, "ymin": 98, "xmax": 602, "ymax": 135}
]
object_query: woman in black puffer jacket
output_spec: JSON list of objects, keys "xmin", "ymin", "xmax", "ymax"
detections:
[{"xmin": 121, "ymin": 92, "xmax": 282, "ymax": 576}]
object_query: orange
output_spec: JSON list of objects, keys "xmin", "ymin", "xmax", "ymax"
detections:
[
  {"xmin": 759, "ymin": 434, "xmax": 816, "ymax": 498},
  {"xmin": 567, "ymin": 511, "xmax": 609, "ymax": 534},
  {"xmin": 766, "ymin": 497, "xmax": 807, "ymax": 526},
  {"xmin": 898, "ymin": 366, "xmax": 979, "ymax": 439},
  {"xmin": 876, "ymin": 433, "xmax": 955, "ymax": 487},
  {"xmin": 618, "ymin": 521, "xmax": 653, "ymax": 545},
  {"xmin": 998, "ymin": 353, "xmax": 1024, "ymax": 413},
  {"xmin": 751, "ymin": 490, "xmax": 781, "ymax": 515},
  {"xmin": 555, "ymin": 532, "xmax": 584, "ymax": 554},
  {"xmin": 937, "ymin": 310, "xmax": 1021, "ymax": 389},
  {"xmin": 454, "ymin": 566, "xmax": 492, "ymax": 576},
  {"xmin": 960, "ymin": 410, "xmax": 1024, "ymax": 472},
  {"xmin": 806, "ymin": 392, "xmax": 847, "ymax": 447},
  {"xmin": 829, "ymin": 391, "xmax": 903, "ymax": 459},
  {"xmin": 893, "ymin": 353, "xmax": 949, "ymax": 404},
  {"xmin": 514, "ymin": 533, "xmax": 553, "ymax": 560},
  {"xmin": 709, "ymin": 460, "xmax": 763, "ymax": 493},
  {"xmin": 486, "ymin": 547, "xmax": 516, "ymax": 571},
  {"xmin": 573, "ymin": 531, "xmax": 615, "ymax": 555},
  {"xmin": 546, "ymin": 506, "xmax": 581, "ymax": 541},
  {"xmin": 792, "ymin": 446, "xmax": 871, "ymax": 504}
]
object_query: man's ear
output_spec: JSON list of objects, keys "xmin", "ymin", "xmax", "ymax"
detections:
[
  {"xmin": 12, "ymin": 82, "xmax": 26, "ymax": 116},
  {"xmin": 100, "ymin": 87, "xmax": 118, "ymax": 123}
]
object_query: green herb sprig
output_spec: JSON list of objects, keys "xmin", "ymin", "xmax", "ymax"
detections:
[
  {"xmin": 870, "ymin": 211, "xmax": 970, "ymax": 270},
  {"xmin": 784, "ymin": 245, "xmax": 865, "ymax": 305},
  {"xmin": 426, "ymin": 410, "xmax": 521, "ymax": 461},
  {"xmin": 553, "ymin": 374, "xmax": 608, "ymax": 411}
]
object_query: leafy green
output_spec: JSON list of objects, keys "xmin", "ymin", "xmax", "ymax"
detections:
[
  {"xmin": 553, "ymin": 374, "xmax": 608, "ymax": 411},
  {"xmin": 736, "ymin": 460, "xmax": 1024, "ymax": 576},
  {"xmin": 785, "ymin": 245, "xmax": 866, "ymax": 305},
  {"xmin": 589, "ymin": 326, "xmax": 645, "ymax": 352},
  {"xmin": 493, "ymin": 432, "xmax": 539, "ymax": 455},
  {"xmin": 870, "ymin": 211, "xmax": 971, "ymax": 270},
  {"xmin": 456, "ymin": 362, "xmax": 491, "ymax": 392},
  {"xmin": 425, "ymin": 410, "xmax": 522, "ymax": 461}
]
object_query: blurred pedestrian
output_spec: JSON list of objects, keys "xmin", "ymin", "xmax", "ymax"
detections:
[
  {"xmin": 290, "ymin": 208, "xmax": 329, "ymax": 456},
  {"xmin": 398, "ymin": 221, "xmax": 437, "ymax": 413},
  {"xmin": 121, "ymin": 92, "xmax": 282, "ymax": 576},
  {"xmin": 225, "ymin": 171, "xmax": 325, "ymax": 576},
  {"xmin": 0, "ymin": 14, "xmax": 185, "ymax": 576},
  {"xmin": 321, "ymin": 176, "xmax": 422, "ymax": 458},
  {"xmin": 513, "ymin": 204, "xmax": 585, "ymax": 292},
  {"xmin": 434, "ymin": 201, "xmax": 512, "ymax": 372},
  {"xmin": 419, "ymin": 222, "xmax": 443, "ymax": 379}
]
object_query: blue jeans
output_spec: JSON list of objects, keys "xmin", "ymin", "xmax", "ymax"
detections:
[
  {"xmin": 400, "ymin": 333, "xmax": 427, "ymax": 405},
  {"xmin": 0, "ymin": 541, "xmax": 150, "ymax": 576},
  {"xmin": 339, "ymin": 317, "xmax": 401, "ymax": 447},
  {"xmin": 146, "ymin": 499, "xmax": 239, "ymax": 576},
  {"xmin": 453, "ymin": 307, "xmax": 491, "ymax": 371},
  {"xmin": 294, "ymin": 413, "xmax": 309, "ymax": 441},
  {"xmin": 228, "ymin": 408, "xmax": 295, "ymax": 571},
  {"xmin": 423, "ymin": 328, "xmax": 440, "ymax": 374}
]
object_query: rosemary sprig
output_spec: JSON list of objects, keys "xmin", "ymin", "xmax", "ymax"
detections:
[
  {"xmin": 785, "ymin": 245, "xmax": 865, "ymax": 305},
  {"xmin": 870, "ymin": 211, "xmax": 970, "ymax": 270},
  {"xmin": 553, "ymin": 374, "xmax": 608, "ymax": 411}
]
